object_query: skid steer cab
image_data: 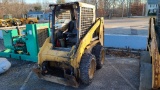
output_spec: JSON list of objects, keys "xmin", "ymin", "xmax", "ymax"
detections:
[{"xmin": 34, "ymin": 2, "xmax": 105, "ymax": 87}]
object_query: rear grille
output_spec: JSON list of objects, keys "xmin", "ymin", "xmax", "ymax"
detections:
[
  {"xmin": 37, "ymin": 28, "xmax": 48, "ymax": 47},
  {"xmin": 80, "ymin": 7, "xmax": 94, "ymax": 38}
]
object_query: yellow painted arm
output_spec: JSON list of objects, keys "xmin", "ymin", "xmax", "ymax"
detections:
[{"xmin": 71, "ymin": 17, "xmax": 104, "ymax": 68}]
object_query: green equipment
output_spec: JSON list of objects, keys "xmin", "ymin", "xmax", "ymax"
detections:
[{"xmin": 0, "ymin": 23, "xmax": 50, "ymax": 62}]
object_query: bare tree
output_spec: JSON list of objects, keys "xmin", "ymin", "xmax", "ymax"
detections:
[
  {"xmin": 42, "ymin": 0, "xmax": 50, "ymax": 12},
  {"xmin": 0, "ymin": 0, "xmax": 146, "ymax": 19},
  {"xmin": 33, "ymin": 3, "xmax": 42, "ymax": 11},
  {"xmin": 81, "ymin": 0, "xmax": 96, "ymax": 5},
  {"xmin": 0, "ymin": 0, "xmax": 44, "ymax": 18},
  {"xmin": 57, "ymin": 0, "xmax": 65, "ymax": 4},
  {"xmin": 81, "ymin": 0, "xmax": 88, "ymax": 3}
]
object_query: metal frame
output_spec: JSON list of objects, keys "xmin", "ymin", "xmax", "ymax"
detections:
[
  {"xmin": 50, "ymin": 2, "xmax": 95, "ymax": 46},
  {"xmin": 148, "ymin": 17, "xmax": 160, "ymax": 89}
]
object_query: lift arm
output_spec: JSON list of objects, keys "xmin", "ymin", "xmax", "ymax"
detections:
[{"xmin": 71, "ymin": 17, "xmax": 104, "ymax": 68}]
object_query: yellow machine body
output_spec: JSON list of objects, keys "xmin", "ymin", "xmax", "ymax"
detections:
[
  {"xmin": 38, "ymin": 18, "xmax": 104, "ymax": 68},
  {"xmin": 3, "ymin": 14, "xmax": 21, "ymax": 26},
  {"xmin": 20, "ymin": 14, "xmax": 38, "ymax": 24},
  {"xmin": 0, "ymin": 19, "xmax": 8, "ymax": 27},
  {"xmin": 34, "ymin": 2, "xmax": 105, "ymax": 87}
]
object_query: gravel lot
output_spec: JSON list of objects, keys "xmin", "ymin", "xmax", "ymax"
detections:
[{"xmin": 0, "ymin": 56, "xmax": 139, "ymax": 90}]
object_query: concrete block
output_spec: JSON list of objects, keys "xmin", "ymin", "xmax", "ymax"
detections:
[{"xmin": 104, "ymin": 34, "xmax": 148, "ymax": 50}]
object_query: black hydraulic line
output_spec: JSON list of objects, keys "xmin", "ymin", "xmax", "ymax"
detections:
[{"xmin": 52, "ymin": 8, "xmax": 55, "ymax": 47}]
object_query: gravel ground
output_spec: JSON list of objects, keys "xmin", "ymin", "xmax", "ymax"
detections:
[
  {"xmin": 0, "ymin": 55, "xmax": 140, "ymax": 90},
  {"xmin": 0, "ymin": 39, "xmax": 140, "ymax": 90},
  {"xmin": 0, "ymin": 59, "xmax": 35, "ymax": 90}
]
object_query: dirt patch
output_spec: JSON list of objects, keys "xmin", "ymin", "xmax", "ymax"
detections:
[{"xmin": 106, "ymin": 49, "xmax": 141, "ymax": 59}]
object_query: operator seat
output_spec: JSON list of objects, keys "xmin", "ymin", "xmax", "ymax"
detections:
[
  {"xmin": 68, "ymin": 20, "xmax": 74, "ymax": 32},
  {"xmin": 64, "ymin": 19, "xmax": 77, "ymax": 47}
]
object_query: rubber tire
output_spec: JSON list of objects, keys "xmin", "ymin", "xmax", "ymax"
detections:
[
  {"xmin": 12, "ymin": 21, "xmax": 17, "ymax": 26},
  {"xmin": 41, "ymin": 61, "xmax": 50, "ymax": 75},
  {"xmin": 92, "ymin": 45, "xmax": 106, "ymax": 69},
  {"xmin": 80, "ymin": 53, "xmax": 96, "ymax": 85},
  {"xmin": 29, "ymin": 21, "xmax": 34, "ymax": 24}
]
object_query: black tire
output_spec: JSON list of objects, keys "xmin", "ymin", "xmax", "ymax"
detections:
[
  {"xmin": 147, "ymin": 46, "xmax": 149, "ymax": 51},
  {"xmin": 80, "ymin": 53, "xmax": 96, "ymax": 85},
  {"xmin": 92, "ymin": 45, "xmax": 106, "ymax": 69},
  {"xmin": 41, "ymin": 61, "xmax": 50, "ymax": 75},
  {"xmin": 12, "ymin": 21, "xmax": 17, "ymax": 26},
  {"xmin": 29, "ymin": 21, "xmax": 34, "ymax": 24}
]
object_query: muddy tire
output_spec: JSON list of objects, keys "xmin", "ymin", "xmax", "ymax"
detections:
[
  {"xmin": 92, "ymin": 45, "xmax": 105, "ymax": 69},
  {"xmin": 80, "ymin": 53, "xmax": 96, "ymax": 85},
  {"xmin": 41, "ymin": 61, "xmax": 50, "ymax": 75}
]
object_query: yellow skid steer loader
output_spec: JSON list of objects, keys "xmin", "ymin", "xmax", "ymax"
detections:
[{"xmin": 34, "ymin": 2, "xmax": 105, "ymax": 87}]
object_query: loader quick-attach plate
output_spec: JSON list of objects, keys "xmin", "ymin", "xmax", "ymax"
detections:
[{"xmin": 33, "ymin": 68, "xmax": 79, "ymax": 87}]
